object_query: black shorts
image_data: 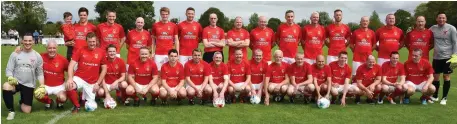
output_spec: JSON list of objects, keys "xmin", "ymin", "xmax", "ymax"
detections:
[
  {"xmin": 66, "ymin": 46, "xmax": 73, "ymax": 61},
  {"xmin": 433, "ymin": 58, "xmax": 453, "ymax": 74},
  {"xmin": 14, "ymin": 83, "xmax": 35, "ymax": 106},
  {"xmin": 203, "ymin": 51, "xmax": 224, "ymax": 63}
]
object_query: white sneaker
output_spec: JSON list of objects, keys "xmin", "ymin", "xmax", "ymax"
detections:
[
  {"xmin": 430, "ymin": 96, "xmax": 439, "ymax": 102},
  {"xmin": 6, "ymin": 112, "xmax": 15, "ymax": 120},
  {"xmin": 440, "ymin": 98, "xmax": 447, "ymax": 105}
]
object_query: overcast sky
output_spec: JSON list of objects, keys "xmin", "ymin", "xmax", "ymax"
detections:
[{"xmin": 43, "ymin": 1, "xmax": 427, "ymax": 25}]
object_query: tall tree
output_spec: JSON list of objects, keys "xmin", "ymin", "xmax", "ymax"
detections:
[
  {"xmin": 318, "ymin": 11, "xmax": 333, "ymax": 26},
  {"xmin": 368, "ymin": 10, "xmax": 384, "ymax": 31},
  {"xmin": 198, "ymin": 7, "xmax": 228, "ymax": 31},
  {"xmin": 170, "ymin": 18, "xmax": 179, "ymax": 24},
  {"xmin": 347, "ymin": 22, "xmax": 360, "ymax": 32},
  {"xmin": 424, "ymin": 1, "xmax": 457, "ymax": 27},
  {"xmin": 267, "ymin": 18, "xmax": 281, "ymax": 32},
  {"xmin": 394, "ymin": 9, "xmax": 414, "ymax": 33},
  {"xmin": 297, "ymin": 19, "xmax": 310, "ymax": 28},
  {"xmin": 1, "ymin": 1, "xmax": 47, "ymax": 35},
  {"xmin": 246, "ymin": 13, "xmax": 259, "ymax": 31},
  {"xmin": 95, "ymin": 1, "xmax": 155, "ymax": 32}
]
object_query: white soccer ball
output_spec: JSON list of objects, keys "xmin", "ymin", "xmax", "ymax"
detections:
[
  {"xmin": 250, "ymin": 96, "xmax": 261, "ymax": 104},
  {"xmin": 213, "ymin": 98, "xmax": 225, "ymax": 108},
  {"xmin": 104, "ymin": 98, "xmax": 117, "ymax": 109},
  {"xmin": 317, "ymin": 98, "xmax": 330, "ymax": 109},
  {"xmin": 85, "ymin": 100, "xmax": 98, "ymax": 112}
]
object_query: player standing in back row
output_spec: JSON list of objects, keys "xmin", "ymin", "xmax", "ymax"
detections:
[
  {"xmin": 276, "ymin": 10, "xmax": 301, "ymax": 64},
  {"xmin": 97, "ymin": 10, "xmax": 125, "ymax": 56},
  {"xmin": 326, "ymin": 9, "xmax": 351, "ymax": 64},
  {"xmin": 430, "ymin": 12, "xmax": 457, "ymax": 105},
  {"xmin": 202, "ymin": 13, "xmax": 226, "ymax": 63},
  {"xmin": 375, "ymin": 14, "xmax": 404, "ymax": 65},
  {"xmin": 178, "ymin": 7, "xmax": 202, "ymax": 64},
  {"xmin": 302, "ymin": 12, "xmax": 326, "ymax": 64},
  {"xmin": 152, "ymin": 7, "xmax": 179, "ymax": 71}
]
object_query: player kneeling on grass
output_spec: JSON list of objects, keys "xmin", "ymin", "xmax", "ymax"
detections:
[
  {"xmin": 329, "ymin": 52, "xmax": 354, "ymax": 106},
  {"xmin": 159, "ymin": 49, "xmax": 187, "ymax": 105},
  {"xmin": 355, "ymin": 55, "xmax": 382, "ymax": 104},
  {"xmin": 227, "ymin": 49, "xmax": 252, "ymax": 103},
  {"xmin": 3, "ymin": 33, "xmax": 44, "ymax": 120},
  {"xmin": 66, "ymin": 32, "xmax": 107, "ymax": 113},
  {"xmin": 264, "ymin": 50, "xmax": 290, "ymax": 105},
  {"xmin": 36, "ymin": 40, "xmax": 68, "ymax": 110},
  {"xmin": 249, "ymin": 49, "xmax": 269, "ymax": 102},
  {"xmin": 209, "ymin": 52, "xmax": 230, "ymax": 103},
  {"xmin": 126, "ymin": 47, "xmax": 159, "ymax": 106},
  {"xmin": 185, "ymin": 49, "xmax": 212, "ymax": 105},
  {"xmin": 97, "ymin": 44, "xmax": 127, "ymax": 105},
  {"xmin": 310, "ymin": 55, "xmax": 332, "ymax": 103},
  {"xmin": 287, "ymin": 53, "xmax": 313, "ymax": 103},
  {"xmin": 379, "ymin": 51, "xmax": 405, "ymax": 104},
  {"xmin": 404, "ymin": 49, "xmax": 435, "ymax": 105}
]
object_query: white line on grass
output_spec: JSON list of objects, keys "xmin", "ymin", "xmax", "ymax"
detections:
[{"xmin": 47, "ymin": 110, "xmax": 71, "ymax": 124}]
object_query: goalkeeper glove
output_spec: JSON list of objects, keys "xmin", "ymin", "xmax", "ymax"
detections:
[
  {"xmin": 446, "ymin": 54, "xmax": 457, "ymax": 69},
  {"xmin": 34, "ymin": 85, "xmax": 46, "ymax": 99},
  {"xmin": 7, "ymin": 76, "xmax": 18, "ymax": 85}
]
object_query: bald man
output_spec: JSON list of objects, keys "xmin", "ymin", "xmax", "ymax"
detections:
[
  {"xmin": 375, "ymin": 14, "xmax": 404, "ymax": 65},
  {"xmin": 405, "ymin": 16, "xmax": 433, "ymax": 61},
  {"xmin": 355, "ymin": 55, "xmax": 382, "ymax": 104},
  {"xmin": 310, "ymin": 55, "xmax": 332, "ymax": 102},
  {"xmin": 302, "ymin": 12, "xmax": 326, "ymax": 65},
  {"xmin": 202, "ymin": 13, "xmax": 226, "ymax": 63},
  {"xmin": 227, "ymin": 16, "xmax": 250, "ymax": 62},
  {"xmin": 36, "ymin": 40, "xmax": 68, "ymax": 110},
  {"xmin": 350, "ymin": 16, "xmax": 376, "ymax": 78},
  {"xmin": 126, "ymin": 17, "xmax": 153, "ymax": 67},
  {"xmin": 250, "ymin": 16, "xmax": 275, "ymax": 63},
  {"xmin": 264, "ymin": 50, "xmax": 290, "ymax": 105}
]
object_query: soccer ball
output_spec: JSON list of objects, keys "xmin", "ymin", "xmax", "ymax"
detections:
[
  {"xmin": 104, "ymin": 98, "xmax": 117, "ymax": 109},
  {"xmin": 317, "ymin": 98, "xmax": 330, "ymax": 109},
  {"xmin": 250, "ymin": 96, "xmax": 261, "ymax": 104},
  {"xmin": 213, "ymin": 98, "xmax": 225, "ymax": 108},
  {"xmin": 85, "ymin": 100, "xmax": 98, "ymax": 112}
]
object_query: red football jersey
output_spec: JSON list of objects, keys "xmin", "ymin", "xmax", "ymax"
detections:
[
  {"xmin": 265, "ymin": 62, "xmax": 289, "ymax": 83},
  {"xmin": 250, "ymin": 27, "xmax": 275, "ymax": 61},
  {"xmin": 311, "ymin": 64, "xmax": 332, "ymax": 85},
  {"xmin": 73, "ymin": 22, "xmax": 97, "ymax": 53},
  {"xmin": 152, "ymin": 21, "xmax": 178, "ymax": 55},
  {"xmin": 405, "ymin": 29, "xmax": 433, "ymax": 60},
  {"xmin": 404, "ymin": 59, "xmax": 434, "ymax": 85},
  {"xmin": 276, "ymin": 23, "xmax": 301, "ymax": 58},
  {"xmin": 184, "ymin": 60, "xmax": 211, "ymax": 85},
  {"xmin": 250, "ymin": 60, "xmax": 268, "ymax": 84},
  {"xmin": 61, "ymin": 24, "xmax": 75, "ymax": 41},
  {"xmin": 210, "ymin": 62, "xmax": 229, "ymax": 85},
  {"xmin": 72, "ymin": 47, "xmax": 106, "ymax": 84},
  {"xmin": 128, "ymin": 59, "xmax": 158, "ymax": 85},
  {"xmin": 178, "ymin": 21, "xmax": 202, "ymax": 56},
  {"xmin": 355, "ymin": 64, "xmax": 381, "ymax": 87},
  {"xmin": 202, "ymin": 26, "xmax": 225, "ymax": 52},
  {"xmin": 376, "ymin": 26, "xmax": 404, "ymax": 59},
  {"xmin": 105, "ymin": 57, "xmax": 126, "ymax": 84},
  {"xmin": 288, "ymin": 62, "xmax": 312, "ymax": 84},
  {"xmin": 227, "ymin": 28, "xmax": 250, "ymax": 61},
  {"xmin": 329, "ymin": 61, "xmax": 352, "ymax": 85},
  {"xmin": 228, "ymin": 60, "xmax": 251, "ymax": 83},
  {"xmin": 302, "ymin": 24, "xmax": 327, "ymax": 59},
  {"xmin": 97, "ymin": 22, "xmax": 125, "ymax": 53},
  {"xmin": 381, "ymin": 61, "xmax": 405, "ymax": 83},
  {"xmin": 125, "ymin": 29, "xmax": 152, "ymax": 65},
  {"xmin": 350, "ymin": 28, "xmax": 376, "ymax": 62},
  {"xmin": 42, "ymin": 53, "xmax": 68, "ymax": 87},
  {"xmin": 161, "ymin": 62, "xmax": 184, "ymax": 87},
  {"xmin": 326, "ymin": 23, "xmax": 351, "ymax": 56}
]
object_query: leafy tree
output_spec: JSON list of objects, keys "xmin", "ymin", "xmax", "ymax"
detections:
[
  {"xmin": 318, "ymin": 11, "xmax": 333, "ymax": 26},
  {"xmin": 267, "ymin": 17, "xmax": 281, "ymax": 32},
  {"xmin": 368, "ymin": 10, "xmax": 384, "ymax": 31},
  {"xmin": 394, "ymin": 9, "xmax": 414, "ymax": 33},
  {"xmin": 1, "ymin": 1, "xmax": 47, "ymax": 35},
  {"xmin": 347, "ymin": 22, "xmax": 360, "ymax": 32},
  {"xmin": 297, "ymin": 19, "xmax": 310, "ymax": 28},
  {"xmin": 246, "ymin": 13, "xmax": 259, "ymax": 31},
  {"xmin": 198, "ymin": 7, "xmax": 228, "ymax": 31},
  {"xmin": 170, "ymin": 18, "xmax": 179, "ymax": 24},
  {"xmin": 95, "ymin": 1, "xmax": 155, "ymax": 32}
]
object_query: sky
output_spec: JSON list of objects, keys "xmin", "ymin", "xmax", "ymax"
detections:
[{"xmin": 43, "ymin": 1, "xmax": 427, "ymax": 24}]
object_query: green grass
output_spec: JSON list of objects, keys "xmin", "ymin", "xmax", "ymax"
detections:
[{"xmin": 1, "ymin": 44, "xmax": 456, "ymax": 124}]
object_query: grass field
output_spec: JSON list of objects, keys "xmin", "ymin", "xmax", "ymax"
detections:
[{"xmin": 1, "ymin": 44, "xmax": 456, "ymax": 124}]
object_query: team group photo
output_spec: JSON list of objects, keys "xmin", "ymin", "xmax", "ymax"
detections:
[{"xmin": 1, "ymin": 1, "xmax": 457, "ymax": 123}]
